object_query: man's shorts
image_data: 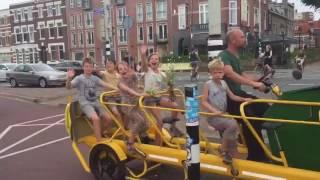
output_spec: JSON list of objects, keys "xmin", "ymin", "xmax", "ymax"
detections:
[{"xmin": 81, "ymin": 102, "xmax": 107, "ymax": 119}]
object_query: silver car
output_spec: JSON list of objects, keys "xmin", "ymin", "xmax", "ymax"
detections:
[
  {"xmin": 6, "ymin": 63, "xmax": 67, "ymax": 88},
  {"xmin": 0, "ymin": 63, "xmax": 17, "ymax": 81}
]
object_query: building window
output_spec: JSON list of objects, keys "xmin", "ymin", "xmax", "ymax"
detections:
[
  {"xmin": 28, "ymin": 8, "xmax": 32, "ymax": 20},
  {"xmin": 229, "ymin": 0, "xmax": 238, "ymax": 25},
  {"xmin": 72, "ymin": 33, "xmax": 77, "ymax": 46},
  {"xmin": 78, "ymin": 15, "xmax": 82, "ymax": 28},
  {"xmin": 158, "ymin": 24, "xmax": 167, "ymax": 40},
  {"xmin": 89, "ymin": 51, "xmax": 95, "ymax": 59},
  {"xmin": 71, "ymin": 15, "xmax": 76, "ymax": 28},
  {"xmin": 87, "ymin": 31, "xmax": 94, "ymax": 45},
  {"xmin": 21, "ymin": 9, "xmax": 26, "ymax": 22},
  {"xmin": 138, "ymin": 26, "xmax": 143, "ymax": 41},
  {"xmin": 49, "ymin": 23, "xmax": 55, "ymax": 38},
  {"xmin": 51, "ymin": 46, "xmax": 57, "ymax": 61},
  {"xmin": 156, "ymin": 0, "xmax": 167, "ymax": 20},
  {"xmin": 85, "ymin": 12, "xmax": 93, "ymax": 27},
  {"xmin": 29, "ymin": 26, "xmax": 34, "ymax": 42},
  {"xmin": 79, "ymin": 32, "xmax": 84, "ymax": 45},
  {"xmin": 22, "ymin": 26, "xmax": 29, "ymax": 42},
  {"xmin": 146, "ymin": 47, "xmax": 154, "ymax": 56},
  {"xmin": 15, "ymin": 27, "xmax": 22, "ymax": 43},
  {"xmin": 83, "ymin": 0, "xmax": 90, "ymax": 8},
  {"xmin": 57, "ymin": 22, "xmax": 63, "ymax": 37},
  {"xmin": 178, "ymin": 4, "xmax": 186, "ymax": 29},
  {"xmin": 146, "ymin": 1, "xmax": 152, "ymax": 21},
  {"xmin": 14, "ymin": 10, "xmax": 19, "ymax": 22},
  {"xmin": 118, "ymin": 7, "xmax": 126, "ymax": 24},
  {"xmin": 148, "ymin": 25, "xmax": 153, "ymax": 41},
  {"xmin": 39, "ymin": 23, "xmax": 46, "ymax": 39},
  {"xmin": 70, "ymin": 0, "xmax": 74, "ymax": 8},
  {"xmin": 119, "ymin": 28, "xmax": 127, "ymax": 43},
  {"xmin": 136, "ymin": 3, "xmax": 143, "ymax": 22},
  {"xmin": 59, "ymin": 45, "xmax": 64, "ymax": 60},
  {"xmin": 77, "ymin": 0, "xmax": 82, "ymax": 8},
  {"xmin": 119, "ymin": 49, "xmax": 128, "ymax": 60},
  {"xmin": 56, "ymin": 4, "xmax": 61, "ymax": 16},
  {"xmin": 47, "ymin": 5, "xmax": 53, "ymax": 17},
  {"xmin": 38, "ymin": 7, "xmax": 43, "ymax": 18},
  {"xmin": 199, "ymin": 3, "xmax": 208, "ymax": 24}
]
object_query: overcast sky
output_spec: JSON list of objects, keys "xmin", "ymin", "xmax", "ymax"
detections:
[{"xmin": 0, "ymin": 0, "xmax": 319, "ymax": 20}]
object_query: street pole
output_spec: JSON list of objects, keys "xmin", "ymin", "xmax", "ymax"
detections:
[
  {"xmin": 184, "ymin": 84, "xmax": 200, "ymax": 180},
  {"xmin": 258, "ymin": 0, "xmax": 261, "ymax": 38}
]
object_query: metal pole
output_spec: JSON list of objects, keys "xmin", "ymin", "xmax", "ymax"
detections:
[
  {"xmin": 258, "ymin": 0, "xmax": 261, "ymax": 38},
  {"xmin": 184, "ymin": 84, "xmax": 200, "ymax": 180}
]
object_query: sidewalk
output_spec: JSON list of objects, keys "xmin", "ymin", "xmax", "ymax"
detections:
[{"xmin": 0, "ymin": 86, "xmax": 75, "ymax": 106}]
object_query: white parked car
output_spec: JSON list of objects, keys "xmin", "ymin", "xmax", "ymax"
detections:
[{"xmin": 0, "ymin": 63, "xmax": 17, "ymax": 81}]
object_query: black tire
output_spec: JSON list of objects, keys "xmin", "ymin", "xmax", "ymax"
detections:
[
  {"xmin": 39, "ymin": 78, "xmax": 47, "ymax": 88},
  {"xmin": 292, "ymin": 70, "xmax": 302, "ymax": 80},
  {"xmin": 89, "ymin": 144, "xmax": 126, "ymax": 180},
  {"xmin": 10, "ymin": 78, "xmax": 18, "ymax": 88}
]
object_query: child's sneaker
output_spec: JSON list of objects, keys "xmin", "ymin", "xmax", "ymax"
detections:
[
  {"xmin": 218, "ymin": 148, "xmax": 233, "ymax": 164},
  {"xmin": 169, "ymin": 124, "xmax": 184, "ymax": 137}
]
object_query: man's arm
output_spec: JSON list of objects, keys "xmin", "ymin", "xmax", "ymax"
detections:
[{"xmin": 224, "ymin": 65, "xmax": 263, "ymax": 89}]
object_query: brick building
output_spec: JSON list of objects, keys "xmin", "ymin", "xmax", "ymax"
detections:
[
  {"xmin": 109, "ymin": 0, "xmax": 268, "ymax": 60},
  {"xmin": 66, "ymin": 0, "xmax": 106, "ymax": 67},
  {"xmin": 0, "ymin": 9, "xmax": 12, "ymax": 63},
  {"xmin": 9, "ymin": 0, "xmax": 69, "ymax": 64}
]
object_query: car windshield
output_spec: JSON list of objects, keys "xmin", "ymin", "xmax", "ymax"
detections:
[
  {"xmin": 5, "ymin": 64, "xmax": 16, "ymax": 70},
  {"xmin": 32, "ymin": 64, "xmax": 56, "ymax": 72}
]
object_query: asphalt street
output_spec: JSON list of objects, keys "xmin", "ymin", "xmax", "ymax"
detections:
[{"xmin": 0, "ymin": 97, "xmax": 228, "ymax": 180}]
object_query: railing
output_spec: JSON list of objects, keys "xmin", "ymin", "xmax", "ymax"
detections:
[{"xmin": 191, "ymin": 24, "xmax": 208, "ymax": 33}]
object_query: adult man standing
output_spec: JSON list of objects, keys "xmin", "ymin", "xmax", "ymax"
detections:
[{"xmin": 218, "ymin": 29, "xmax": 269, "ymax": 162}]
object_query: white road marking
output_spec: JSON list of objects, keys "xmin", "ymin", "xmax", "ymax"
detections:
[
  {"xmin": 12, "ymin": 123, "xmax": 64, "ymax": 127},
  {"xmin": 0, "ymin": 136, "xmax": 69, "ymax": 160},
  {"xmin": 0, "ymin": 126, "xmax": 13, "ymax": 140},
  {"xmin": 288, "ymin": 83, "xmax": 315, "ymax": 86},
  {"xmin": 0, "ymin": 114, "xmax": 64, "ymax": 141},
  {"xmin": 16, "ymin": 114, "xmax": 64, "ymax": 126},
  {"xmin": 0, "ymin": 119, "xmax": 64, "ymax": 154}
]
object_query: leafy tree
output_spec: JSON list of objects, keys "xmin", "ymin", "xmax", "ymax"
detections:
[{"xmin": 302, "ymin": 0, "xmax": 320, "ymax": 9}]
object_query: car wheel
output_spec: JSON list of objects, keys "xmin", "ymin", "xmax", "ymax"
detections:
[
  {"xmin": 39, "ymin": 78, "xmax": 47, "ymax": 88},
  {"xmin": 10, "ymin": 78, "xmax": 18, "ymax": 88}
]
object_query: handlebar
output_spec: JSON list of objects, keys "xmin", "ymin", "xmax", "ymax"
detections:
[{"xmin": 257, "ymin": 70, "xmax": 282, "ymax": 96}]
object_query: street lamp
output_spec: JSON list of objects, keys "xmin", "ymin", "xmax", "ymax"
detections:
[{"xmin": 40, "ymin": 42, "xmax": 47, "ymax": 64}]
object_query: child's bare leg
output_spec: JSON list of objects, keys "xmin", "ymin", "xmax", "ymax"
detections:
[
  {"xmin": 159, "ymin": 97, "xmax": 179, "ymax": 119},
  {"xmin": 90, "ymin": 113, "xmax": 102, "ymax": 141},
  {"xmin": 151, "ymin": 108, "xmax": 163, "ymax": 145}
]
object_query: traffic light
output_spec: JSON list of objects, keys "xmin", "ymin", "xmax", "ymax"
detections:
[{"xmin": 105, "ymin": 41, "xmax": 111, "ymax": 56}]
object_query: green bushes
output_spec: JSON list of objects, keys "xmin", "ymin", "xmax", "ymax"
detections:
[{"xmin": 161, "ymin": 54, "xmax": 209, "ymax": 63}]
